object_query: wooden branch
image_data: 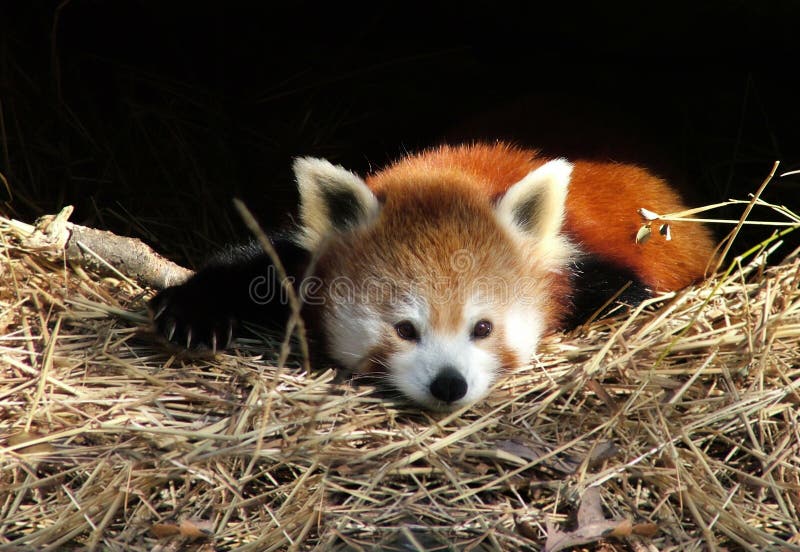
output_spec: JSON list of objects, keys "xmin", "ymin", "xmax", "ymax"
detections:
[{"xmin": 4, "ymin": 206, "xmax": 193, "ymax": 289}]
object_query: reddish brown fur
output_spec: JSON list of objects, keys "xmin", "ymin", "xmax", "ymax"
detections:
[
  {"xmin": 305, "ymin": 142, "xmax": 717, "ymax": 406},
  {"xmin": 317, "ymin": 174, "xmax": 559, "ymax": 332},
  {"xmin": 565, "ymin": 161, "xmax": 716, "ymax": 290},
  {"xmin": 368, "ymin": 142, "xmax": 715, "ymax": 294},
  {"xmin": 316, "ymin": 142, "xmax": 714, "ymax": 360}
]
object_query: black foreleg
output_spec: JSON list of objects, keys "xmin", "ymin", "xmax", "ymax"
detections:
[{"xmin": 149, "ymin": 237, "xmax": 309, "ymax": 350}]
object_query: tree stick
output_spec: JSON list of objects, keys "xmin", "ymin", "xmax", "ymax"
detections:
[{"xmin": 4, "ymin": 206, "xmax": 192, "ymax": 289}]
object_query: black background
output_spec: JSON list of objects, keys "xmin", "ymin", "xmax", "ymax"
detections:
[{"xmin": 2, "ymin": 1, "xmax": 799, "ymax": 265}]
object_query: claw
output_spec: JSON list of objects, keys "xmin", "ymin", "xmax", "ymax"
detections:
[
  {"xmin": 186, "ymin": 327, "xmax": 193, "ymax": 349},
  {"xmin": 166, "ymin": 320, "xmax": 176, "ymax": 342},
  {"xmin": 152, "ymin": 301, "xmax": 168, "ymax": 321}
]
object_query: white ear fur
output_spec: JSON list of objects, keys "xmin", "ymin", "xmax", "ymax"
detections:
[
  {"xmin": 496, "ymin": 158, "xmax": 573, "ymax": 241},
  {"xmin": 293, "ymin": 157, "xmax": 380, "ymax": 251}
]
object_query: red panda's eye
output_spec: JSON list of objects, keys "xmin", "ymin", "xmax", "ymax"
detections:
[
  {"xmin": 394, "ymin": 321, "xmax": 419, "ymax": 341},
  {"xmin": 472, "ymin": 319, "xmax": 493, "ymax": 339}
]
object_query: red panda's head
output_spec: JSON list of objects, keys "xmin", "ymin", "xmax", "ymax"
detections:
[{"xmin": 293, "ymin": 155, "xmax": 574, "ymax": 410}]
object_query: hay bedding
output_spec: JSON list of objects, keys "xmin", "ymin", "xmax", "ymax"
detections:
[{"xmin": 1, "ymin": 197, "xmax": 800, "ymax": 551}]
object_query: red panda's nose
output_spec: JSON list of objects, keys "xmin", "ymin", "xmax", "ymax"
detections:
[{"xmin": 430, "ymin": 368, "xmax": 468, "ymax": 403}]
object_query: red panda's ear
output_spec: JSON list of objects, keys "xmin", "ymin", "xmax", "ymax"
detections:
[
  {"xmin": 293, "ymin": 157, "xmax": 380, "ymax": 250},
  {"xmin": 495, "ymin": 158, "xmax": 572, "ymax": 243}
]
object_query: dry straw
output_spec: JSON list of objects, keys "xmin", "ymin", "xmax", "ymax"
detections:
[{"xmin": 1, "ymin": 173, "xmax": 799, "ymax": 551}]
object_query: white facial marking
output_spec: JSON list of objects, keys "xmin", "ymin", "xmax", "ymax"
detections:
[
  {"xmin": 389, "ymin": 332, "xmax": 497, "ymax": 410},
  {"xmin": 504, "ymin": 306, "xmax": 543, "ymax": 365},
  {"xmin": 325, "ymin": 295, "xmax": 429, "ymax": 371},
  {"xmin": 325, "ymin": 302, "xmax": 383, "ymax": 369}
]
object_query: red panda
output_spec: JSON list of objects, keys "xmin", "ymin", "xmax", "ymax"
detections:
[{"xmin": 150, "ymin": 142, "xmax": 716, "ymax": 410}]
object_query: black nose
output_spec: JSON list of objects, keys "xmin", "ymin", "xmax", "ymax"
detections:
[{"xmin": 429, "ymin": 368, "xmax": 468, "ymax": 403}]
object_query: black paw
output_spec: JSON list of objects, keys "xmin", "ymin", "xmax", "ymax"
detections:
[{"xmin": 149, "ymin": 282, "xmax": 237, "ymax": 352}]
